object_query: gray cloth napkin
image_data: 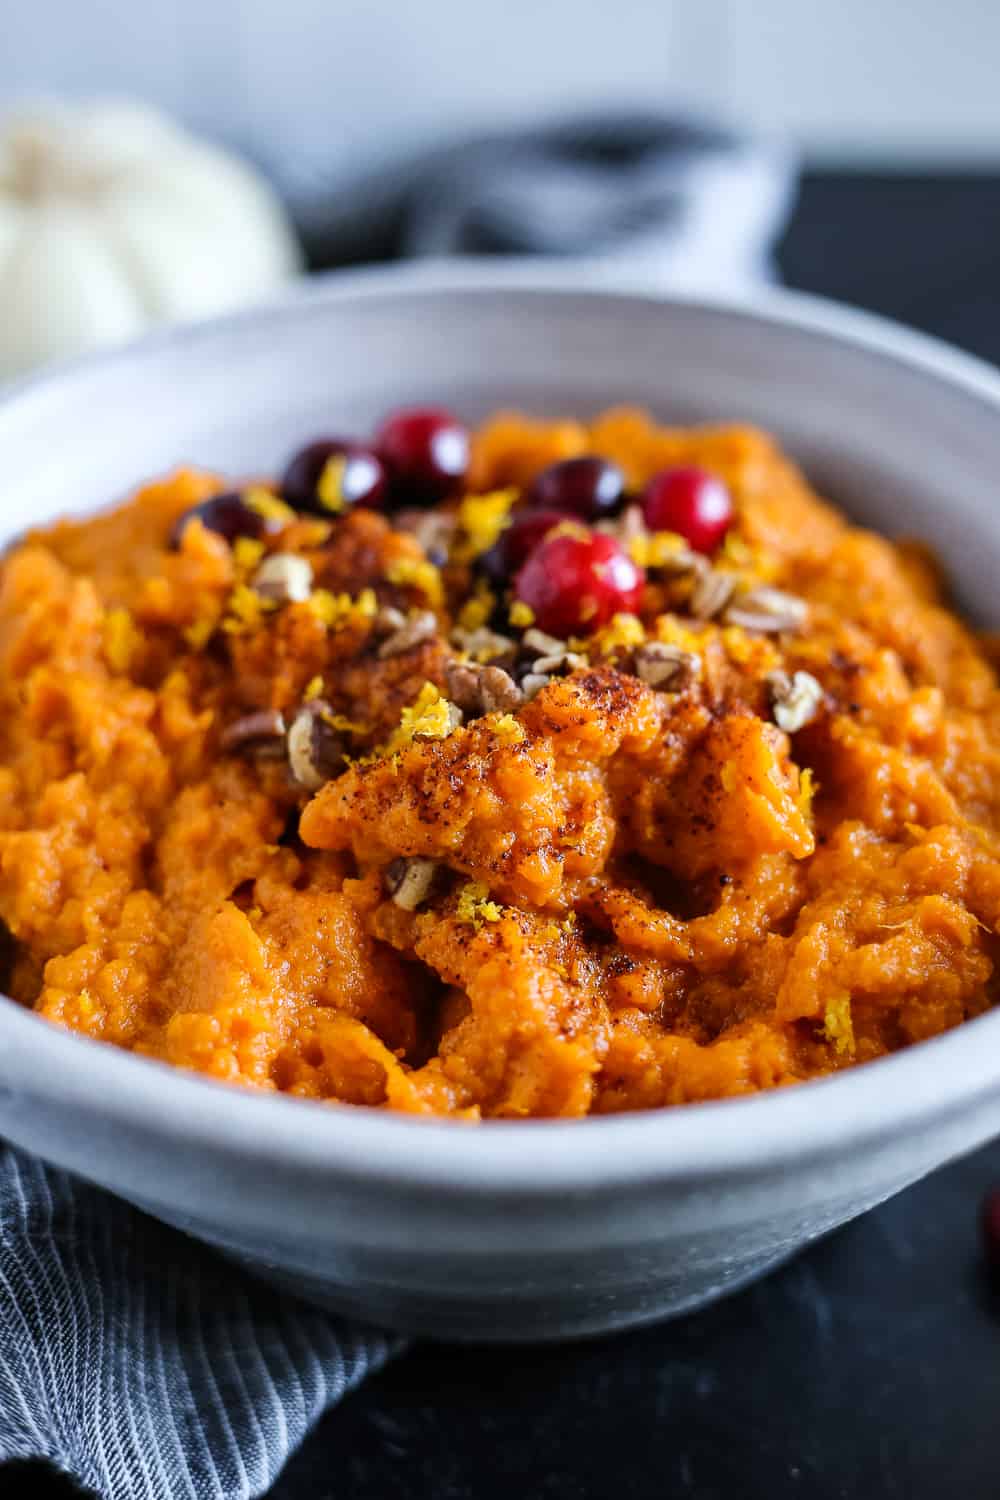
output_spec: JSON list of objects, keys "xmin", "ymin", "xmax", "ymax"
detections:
[
  {"xmin": 296, "ymin": 113, "xmax": 795, "ymax": 292},
  {"xmin": 0, "ymin": 113, "xmax": 796, "ymax": 1500},
  {"xmin": 0, "ymin": 1145, "xmax": 397, "ymax": 1497}
]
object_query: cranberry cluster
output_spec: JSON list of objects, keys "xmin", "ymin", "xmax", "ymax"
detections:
[
  {"xmin": 170, "ymin": 405, "xmax": 470, "ymax": 547},
  {"xmin": 499, "ymin": 456, "xmax": 734, "ymax": 636},
  {"xmin": 281, "ymin": 406, "xmax": 470, "ymax": 513},
  {"xmin": 171, "ymin": 406, "xmax": 735, "ymax": 640}
]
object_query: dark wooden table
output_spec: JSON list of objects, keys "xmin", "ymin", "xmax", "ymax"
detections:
[{"xmin": 12, "ymin": 171, "xmax": 1000, "ymax": 1499}]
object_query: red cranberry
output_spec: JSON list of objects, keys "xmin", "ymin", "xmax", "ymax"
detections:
[
  {"xmin": 478, "ymin": 508, "xmax": 571, "ymax": 584},
  {"xmin": 514, "ymin": 532, "xmax": 644, "ymax": 637},
  {"xmin": 641, "ymin": 466, "xmax": 733, "ymax": 553},
  {"xmin": 526, "ymin": 456, "xmax": 626, "ymax": 520},
  {"xmin": 169, "ymin": 491, "xmax": 282, "ymax": 550},
  {"xmin": 981, "ymin": 1187, "xmax": 1000, "ymax": 1275},
  {"xmin": 376, "ymin": 406, "xmax": 470, "ymax": 505},
  {"xmin": 280, "ymin": 439, "xmax": 386, "ymax": 514}
]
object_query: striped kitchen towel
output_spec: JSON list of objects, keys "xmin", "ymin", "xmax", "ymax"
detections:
[
  {"xmin": 297, "ymin": 113, "xmax": 795, "ymax": 293},
  {"xmin": 0, "ymin": 1144, "xmax": 399, "ymax": 1497}
]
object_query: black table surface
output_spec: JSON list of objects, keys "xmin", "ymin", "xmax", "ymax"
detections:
[{"xmin": 12, "ymin": 171, "xmax": 1000, "ymax": 1499}]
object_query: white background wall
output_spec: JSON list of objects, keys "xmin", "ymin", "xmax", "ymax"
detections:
[{"xmin": 2, "ymin": 0, "xmax": 1000, "ymax": 191}]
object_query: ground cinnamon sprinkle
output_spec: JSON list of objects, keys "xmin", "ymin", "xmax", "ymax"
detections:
[{"xmin": 1, "ymin": 405, "xmax": 998, "ymax": 1119}]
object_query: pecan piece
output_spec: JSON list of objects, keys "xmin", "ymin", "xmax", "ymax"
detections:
[
  {"xmin": 287, "ymin": 701, "xmax": 346, "ymax": 790},
  {"xmin": 219, "ymin": 708, "xmax": 287, "ymax": 753},
  {"xmin": 531, "ymin": 649, "xmax": 588, "ymax": 675},
  {"xmin": 522, "ymin": 627, "xmax": 568, "ymax": 657},
  {"xmin": 450, "ymin": 625, "xmax": 516, "ymax": 663},
  {"xmin": 392, "ymin": 510, "xmax": 456, "ymax": 566},
  {"xmin": 478, "ymin": 665, "xmax": 524, "ymax": 713},
  {"xmin": 372, "ymin": 605, "xmax": 408, "ymax": 638},
  {"xmin": 633, "ymin": 642, "xmax": 701, "ymax": 691},
  {"xmin": 690, "ymin": 569, "xmax": 738, "ymax": 621},
  {"xmin": 724, "ymin": 587, "xmax": 808, "ymax": 634},
  {"xmin": 251, "ymin": 553, "xmax": 313, "ymax": 604},
  {"xmin": 520, "ymin": 672, "xmax": 552, "ymax": 702},
  {"xmin": 767, "ymin": 669, "xmax": 824, "ymax": 732},
  {"xmin": 443, "ymin": 660, "xmax": 484, "ymax": 716},
  {"xmin": 384, "ymin": 856, "xmax": 440, "ymax": 910},
  {"xmin": 519, "ymin": 627, "xmax": 587, "ymax": 681},
  {"xmin": 377, "ymin": 610, "xmax": 439, "ymax": 659},
  {"xmin": 444, "ymin": 660, "xmax": 523, "ymax": 717}
]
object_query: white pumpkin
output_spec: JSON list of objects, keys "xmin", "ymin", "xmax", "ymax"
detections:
[{"xmin": 0, "ymin": 100, "xmax": 302, "ymax": 379}]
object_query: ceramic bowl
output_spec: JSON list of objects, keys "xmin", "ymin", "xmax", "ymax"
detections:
[{"xmin": 2, "ymin": 264, "xmax": 1000, "ymax": 1342}]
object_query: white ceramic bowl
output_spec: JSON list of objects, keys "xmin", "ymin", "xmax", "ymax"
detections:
[{"xmin": 2, "ymin": 264, "xmax": 1000, "ymax": 1342}]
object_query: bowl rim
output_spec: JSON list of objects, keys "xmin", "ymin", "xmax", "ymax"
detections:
[{"xmin": 4, "ymin": 258, "xmax": 1000, "ymax": 1194}]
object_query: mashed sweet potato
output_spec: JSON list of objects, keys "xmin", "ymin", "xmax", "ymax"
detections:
[{"xmin": 2, "ymin": 407, "xmax": 999, "ymax": 1118}]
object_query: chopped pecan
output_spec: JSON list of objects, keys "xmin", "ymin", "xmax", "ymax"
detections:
[
  {"xmin": 444, "ymin": 661, "xmax": 485, "ymax": 715},
  {"xmin": 251, "ymin": 552, "xmax": 313, "ymax": 604},
  {"xmin": 384, "ymin": 856, "xmax": 440, "ymax": 910},
  {"xmin": 372, "ymin": 604, "xmax": 407, "ymax": 638},
  {"xmin": 393, "ymin": 510, "xmax": 456, "ymax": 566},
  {"xmin": 653, "ymin": 546, "xmax": 708, "ymax": 578},
  {"xmin": 617, "ymin": 503, "xmax": 647, "ymax": 545},
  {"xmin": 633, "ymin": 642, "xmax": 701, "ymax": 691},
  {"xmin": 767, "ymin": 669, "xmax": 824, "ymax": 732},
  {"xmin": 531, "ymin": 649, "xmax": 588, "ymax": 675},
  {"xmin": 724, "ymin": 587, "xmax": 808, "ymax": 634},
  {"xmin": 377, "ymin": 609, "xmax": 439, "ymax": 659},
  {"xmin": 522, "ymin": 627, "xmax": 567, "ymax": 657},
  {"xmin": 451, "ymin": 625, "xmax": 517, "ymax": 665},
  {"xmin": 286, "ymin": 701, "xmax": 346, "ymax": 790},
  {"xmin": 518, "ymin": 627, "xmax": 587, "ymax": 682},
  {"xmin": 444, "ymin": 660, "xmax": 523, "ymax": 717},
  {"xmin": 478, "ymin": 665, "xmax": 524, "ymax": 713},
  {"xmin": 520, "ymin": 672, "xmax": 552, "ymax": 702},
  {"xmin": 595, "ymin": 503, "xmax": 646, "ymax": 546},
  {"xmin": 690, "ymin": 569, "xmax": 738, "ymax": 620},
  {"xmin": 219, "ymin": 708, "xmax": 287, "ymax": 752}
]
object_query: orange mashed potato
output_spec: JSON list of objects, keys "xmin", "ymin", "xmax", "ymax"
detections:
[{"xmin": 2, "ymin": 408, "xmax": 1000, "ymax": 1119}]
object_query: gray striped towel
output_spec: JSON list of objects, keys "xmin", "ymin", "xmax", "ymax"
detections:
[
  {"xmin": 0, "ymin": 112, "xmax": 794, "ymax": 1499},
  {"xmin": 297, "ymin": 113, "xmax": 795, "ymax": 292},
  {"xmin": 0, "ymin": 1145, "xmax": 399, "ymax": 1496}
]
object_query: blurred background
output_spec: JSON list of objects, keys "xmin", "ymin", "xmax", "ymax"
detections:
[
  {"xmin": 6, "ymin": 0, "xmax": 1000, "ymax": 179},
  {"xmin": 3, "ymin": 0, "xmax": 1000, "ymax": 377}
]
